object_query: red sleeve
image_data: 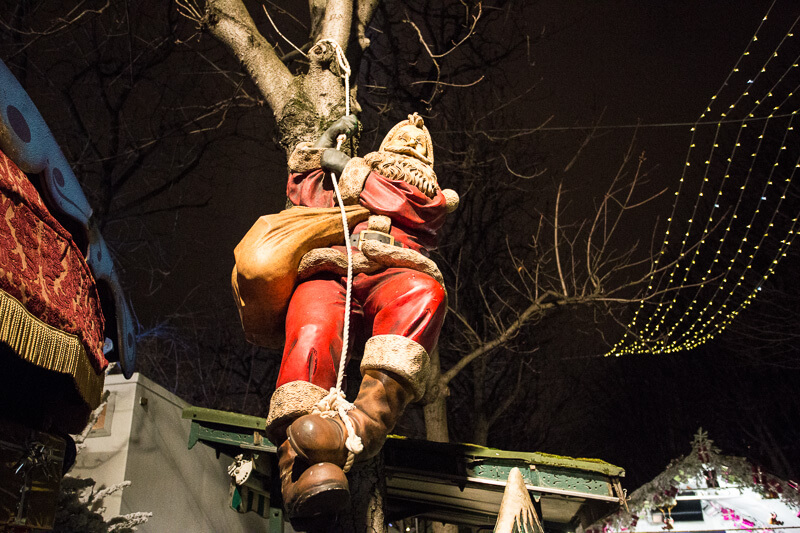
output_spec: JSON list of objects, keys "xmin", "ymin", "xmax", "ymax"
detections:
[
  {"xmin": 287, "ymin": 169, "xmax": 336, "ymax": 208},
  {"xmin": 288, "ymin": 168, "xmax": 448, "ymax": 252}
]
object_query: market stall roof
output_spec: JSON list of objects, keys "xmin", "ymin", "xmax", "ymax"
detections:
[
  {"xmin": 182, "ymin": 405, "xmax": 626, "ymax": 530},
  {"xmin": 589, "ymin": 430, "xmax": 800, "ymax": 533}
]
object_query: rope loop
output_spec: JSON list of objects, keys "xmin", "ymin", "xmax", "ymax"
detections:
[
  {"xmin": 316, "ymin": 38, "xmax": 351, "ymax": 116},
  {"xmin": 312, "ymin": 388, "xmax": 363, "ymax": 472}
]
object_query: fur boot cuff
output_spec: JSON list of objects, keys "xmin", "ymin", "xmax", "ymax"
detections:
[
  {"xmin": 266, "ymin": 380, "xmax": 328, "ymax": 443},
  {"xmin": 361, "ymin": 335, "xmax": 430, "ymax": 402}
]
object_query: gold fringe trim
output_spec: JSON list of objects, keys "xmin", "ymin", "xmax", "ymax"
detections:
[{"xmin": 0, "ymin": 289, "xmax": 104, "ymax": 408}]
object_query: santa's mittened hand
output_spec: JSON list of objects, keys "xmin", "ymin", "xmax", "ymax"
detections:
[
  {"xmin": 330, "ymin": 115, "xmax": 359, "ymax": 138},
  {"xmin": 322, "ymin": 148, "xmax": 351, "ymax": 175},
  {"xmin": 316, "ymin": 115, "xmax": 360, "ymax": 148}
]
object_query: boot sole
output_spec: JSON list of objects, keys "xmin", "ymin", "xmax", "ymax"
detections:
[{"xmin": 289, "ymin": 481, "xmax": 350, "ymax": 520}]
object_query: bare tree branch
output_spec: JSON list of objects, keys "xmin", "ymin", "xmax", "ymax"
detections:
[
  {"xmin": 553, "ymin": 182, "xmax": 569, "ymax": 296},
  {"xmin": 354, "ymin": 0, "xmax": 381, "ymax": 51},
  {"xmin": 263, "ymin": 5, "xmax": 308, "ymax": 59},
  {"xmin": 203, "ymin": 0, "xmax": 293, "ymax": 114},
  {"xmin": 318, "ymin": 0, "xmax": 354, "ymax": 52},
  {"xmin": 402, "ymin": 2, "xmax": 483, "ymax": 105}
]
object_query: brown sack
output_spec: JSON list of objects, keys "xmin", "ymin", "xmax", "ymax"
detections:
[{"xmin": 232, "ymin": 205, "xmax": 370, "ymax": 349}]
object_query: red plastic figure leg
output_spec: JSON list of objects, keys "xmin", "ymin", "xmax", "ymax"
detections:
[
  {"xmin": 277, "ymin": 276, "xmax": 357, "ymax": 389},
  {"xmin": 356, "ymin": 267, "xmax": 447, "ymax": 350},
  {"xmin": 287, "ymin": 268, "xmax": 446, "ymax": 469}
]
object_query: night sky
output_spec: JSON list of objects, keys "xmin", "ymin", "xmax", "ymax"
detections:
[
  {"xmin": 518, "ymin": 0, "xmax": 800, "ymax": 486},
  {"xmin": 135, "ymin": 0, "xmax": 800, "ymax": 348}
]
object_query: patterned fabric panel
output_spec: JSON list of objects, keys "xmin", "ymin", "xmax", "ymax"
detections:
[{"xmin": 0, "ymin": 148, "xmax": 107, "ymax": 372}]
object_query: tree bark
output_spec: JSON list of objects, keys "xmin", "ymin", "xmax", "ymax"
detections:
[
  {"xmin": 422, "ymin": 348, "xmax": 459, "ymax": 533},
  {"xmin": 423, "ymin": 347, "xmax": 450, "ymax": 442},
  {"xmin": 308, "ymin": 455, "xmax": 386, "ymax": 533},
  {"xmin": 203, "ymin": 0, "xmax": 370, "ymax": 157},
  {"xmin": 205, "ymin": 0, "xmax": 292, "ymax": 115},
  {"xmin": 317, "ymin": 0, "xmax": 353, "ymax": 50},
  {"xmin": 472, "ymin": 355, "xmax": 490, "ymax": 446}
]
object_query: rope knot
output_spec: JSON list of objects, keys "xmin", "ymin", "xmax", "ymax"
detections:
[
  {"xmin": 312, "ymin": 387, "xmax": 363, "ymax": 472},
  {"xmin": 313, "ymin": 387, "xmax": 351, "ymax": 416},
  {"xmin": 314, "ymin": 38, "xmax": 352, "ymax": 117}
]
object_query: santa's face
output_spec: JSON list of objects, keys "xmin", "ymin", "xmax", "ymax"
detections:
[{"xmin": 382, "ymin": 125, "xmax": 430, "ymax": 164}]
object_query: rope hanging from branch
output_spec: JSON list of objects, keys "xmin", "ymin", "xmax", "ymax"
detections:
[{"xmin": 309, "ymin": 38, "xmax": 362, "ymax": 473}]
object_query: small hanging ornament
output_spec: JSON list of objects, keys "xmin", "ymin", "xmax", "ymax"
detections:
[
  {"xmin": 227, "ymin": 454, "xmax": 254, "ymax": 485},
  {"xmin": 769, "ymin": 512, "xmax": 783, "ymax": 525}
]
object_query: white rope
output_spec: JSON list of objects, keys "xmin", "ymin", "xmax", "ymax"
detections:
[
  {"xmin": 309, "ymin": 38, "xmax": 362, "ymax": 472},
  {"xmin": 316, "ymin": 38, "xmax": 351, "ymax": 116}
]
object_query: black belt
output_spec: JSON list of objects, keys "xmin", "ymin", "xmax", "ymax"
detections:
[{"xmin": 349, "ymin": 230, "xmax": 404, "ymax": 250}]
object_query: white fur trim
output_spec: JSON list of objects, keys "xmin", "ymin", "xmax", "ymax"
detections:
[
  {"xmin": 297, "ymin": 248, "xmax": 382, "ymax": 281},
  {"xmin": 338, "ymin": 157, "xmax": 372, "ymax": 204},
  {"xmin": 367, "ymin": 215, "xmax": 392, "ymax": 233},
  {"xmin": 266, "ymin": 381, "xmax": 328, "ymax": 442},
  {"xmin": 361, "ymin": 335, "xmax": 430, "ymax": 401},
  {"xmin": 288, "ymin": 142, "xmax": 324, "ymax": 173},
  {"xmin": 359, "ymin": 239, "xmax": 445, "ymax": 289},
  {"xmin": 442, "ymin": 188, "xmax": 459, "ymax": 213}
]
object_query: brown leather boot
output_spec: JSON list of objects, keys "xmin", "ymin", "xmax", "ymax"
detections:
[
  {"xmin": 278, "ymin": 440, "xmax": 350, "ymax": 522},
  {"xmin": 286, "ymin": 335, "xmax": 430, "ymax": 468},
  {"xmin": 287, "ymin": 368, "xmax": 416, "ymax": 468}
]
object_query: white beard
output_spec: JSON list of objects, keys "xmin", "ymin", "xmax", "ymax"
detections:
[{"xmin": 363, "ymin": 151, "xmax": 440, "ymax": 198}]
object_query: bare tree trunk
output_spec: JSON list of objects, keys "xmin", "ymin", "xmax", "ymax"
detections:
[
  {"xmin": 472, "ymin": 355, "xmax": 490, "ymax": 446},
  {"xmin": 316, "ymin": 455, "xmax": 386, "ymax": 533},
  {"xmin": 423, "ymin": 347, "xmax": 450, "ymax": 442},
  {"xmin": 422, "ymin": 347, "xmax": 458, "ymax": 533},
  {"xmin": 350, "ymin": 456, "xmax": 387, "ymax": 533},
  {"xmin": 423, "ymin": 395, "xmax": 450, "ymax": 442},
  {"xmin": 473, "ymin": 415, "xmax": 490, "ymax": 447}
]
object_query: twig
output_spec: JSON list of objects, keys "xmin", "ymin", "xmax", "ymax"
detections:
[
  {"xmin": 553, "ymin": 182, "xmax": 569, "ymax": 296},
  {"xmin": 264, "ymin": 0, "xmax": 308, "ymax": 30},
  {"xmin": 430, "ymin": 2, "xmax": 482, "ymax": 59},
  {"xmin": 262, "ymin": 4, "xmax": 308, "ymax": 58},
  {"xmin": 403, "ymin": 2, "xmax": 483, "ymax": 105},
  {"xmin": 500, "ymin": 152, "xmax": 544, "ymax": 179},
  {"xmin": 176, "ymin": 0, "xmax": 203, "ymax": 24},
  {"xmin": 410, "ymin": 75, "xmax": 485, "ymax": 88}
]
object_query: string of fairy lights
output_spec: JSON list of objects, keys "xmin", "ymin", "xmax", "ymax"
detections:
[
  {"xmin": 649, "ymin": 81, "xmax": 800, "ymax": 351},
  {"xmin": 607, "ymin": 5, "xmax": 800, "ymax": 356}
]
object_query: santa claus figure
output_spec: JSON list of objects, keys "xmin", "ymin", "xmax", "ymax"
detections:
[{"xmin": 249, "ymin": 113, "xmax": 458, "ymax": 523}]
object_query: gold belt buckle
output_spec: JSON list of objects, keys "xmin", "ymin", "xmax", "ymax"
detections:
[{"xmin": 357, "ymin": 230, "xmax": 395, "ymax": 251}]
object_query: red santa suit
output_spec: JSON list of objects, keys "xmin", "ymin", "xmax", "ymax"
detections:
[
  {"xmin": 260, "ymin": 115, "xmax": 460, "ymax": 523},
  {"xmin": 276, "ymin": 165, "xmax": 448, "ymax": 390}
]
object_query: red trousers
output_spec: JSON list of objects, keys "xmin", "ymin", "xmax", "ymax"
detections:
[{"xmin": 276, "ymin": 267, "xmax": 446, "ymax": 389}]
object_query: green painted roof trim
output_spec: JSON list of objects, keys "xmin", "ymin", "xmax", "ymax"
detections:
[
  {"xmin": 387, "ymin": 436, "xmax": 625, "ymax": 477},
  {"xmin": 181, "ymin": 406, "xmax": 267, "ymax": 431},
  {"xmin": 180, "ymin": 405, "xmax": 624, "ymax": 477}
]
